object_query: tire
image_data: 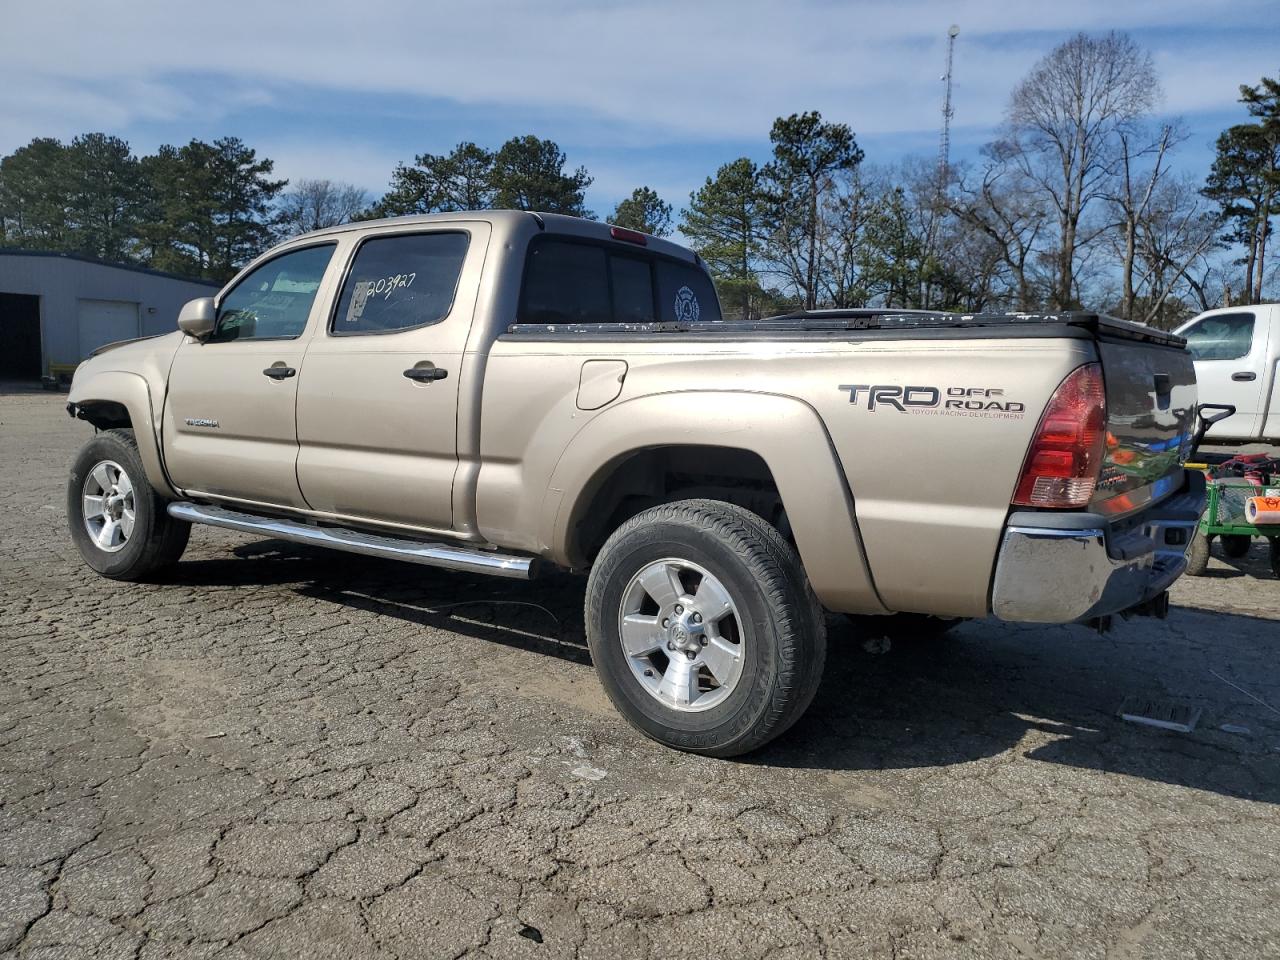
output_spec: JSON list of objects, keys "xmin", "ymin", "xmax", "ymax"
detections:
[
  {"xmin": 585, "ymin": 499, "xmax": 826, "ymax": 758},
  {"xmin": 67, "ymin": 429, "xmax": 189, "ymax": 581},
  {"xmin": 1269, "ymin": 539, "xmax": 1280, "ymax": 580},
  {"xmin": 1221, "ymin": 534, "xmax": 1252, "ymax": 559},
  {"xmin": 1184, "ymin": 527, "xmax": 1210, "ymax": 577}
]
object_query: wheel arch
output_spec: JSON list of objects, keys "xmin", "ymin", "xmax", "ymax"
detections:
[
  {"xmin": 68, "ymin": 370, "xmax": 177, "ymax": 500},
  {"xmin": 565, "ymin": 444, "xmax": 783, "ymax": 562},
  {"xmin": 545, "ymin": 391, "xmax": 887, "ymax": 614}
]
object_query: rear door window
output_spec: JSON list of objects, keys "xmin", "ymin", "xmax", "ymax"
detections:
[
  {"xmin": 1182, "ymin": 312, "xmax": 1254, "ymax": 361},
  {"xmin": 332, "ymin": 231, "xmax": 470, "ymax": 335}
]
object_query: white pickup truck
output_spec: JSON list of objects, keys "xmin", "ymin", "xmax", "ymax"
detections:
[{"xmin": 1176, "ymin": 304, "xmax": 1280, "ymax": 443}]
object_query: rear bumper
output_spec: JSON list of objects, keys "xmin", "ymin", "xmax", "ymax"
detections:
[{"xmin": 991, "ymin": 470, "xmax": 1205, "ymax": 623}]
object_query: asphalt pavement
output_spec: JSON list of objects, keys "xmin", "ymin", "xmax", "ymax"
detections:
[{"xmin": 2, "ymin": 385, "xmax": 1278, "ymax": 959}]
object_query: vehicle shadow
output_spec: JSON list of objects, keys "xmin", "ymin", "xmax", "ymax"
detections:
[
  {"xmin": 166, "ymin": 539, "xmax": 593, "ymax": 665},
  {"xmin": 759, "ymin": 610, "xmax": 1280, "ymax": 805},
  {"xmin": 1204, "ymin": 540, "xmax": 1277, "ymax": 580},
  {"xmin": 165, "ymin": 539, "xmax": 1279, "ymax": 805}
]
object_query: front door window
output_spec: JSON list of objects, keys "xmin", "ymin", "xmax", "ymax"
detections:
[{"xmin": 212, "ymin": 245, "xmax": 336, "ymax": 342}]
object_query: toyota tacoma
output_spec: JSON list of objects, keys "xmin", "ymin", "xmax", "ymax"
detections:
[{"xmin": 66, "ymin": 211, "xmax": 1207, "ymax": 756}]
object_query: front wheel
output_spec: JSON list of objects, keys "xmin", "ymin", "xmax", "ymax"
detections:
[
  {"xmin": 585, "ymin": 499, "xmax": 826, "ymax": 757},
  {"xmin": 67, "ymin": 429, "xmax": 190, "ymax": 581}
]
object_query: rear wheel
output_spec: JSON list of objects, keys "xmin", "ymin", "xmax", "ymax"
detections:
[
  {"xmin": 1184, "ymin": 528, "xmax": 1210, "ymax": 577},
  {"xmin": 585, "ymin": 499, "xmax": 825, "ymax": 757},
  {"xmin": 1221, "ymin": 534, "xmax": 1252, "ymax": 559},
  {"xmin": 67, "ymin": 429, "xmax": 189, "ymax": 581}
]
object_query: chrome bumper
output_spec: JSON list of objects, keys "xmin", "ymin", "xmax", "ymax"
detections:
[{"xmin": 991, "ymin": 471, "xmax": 1205, "ymax": 623}]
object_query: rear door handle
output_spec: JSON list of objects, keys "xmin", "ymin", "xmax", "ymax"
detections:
[
  {"xmin": 1232, "ymin": 371, "xmax": 1257, "ymax": 382},
  {"xmin": 263, "ymin": 366, "xmax": 296, "ymax": 380},
  {"xmin": 403, "ymin": 365, "xmax": 448, "ymax": 382}
]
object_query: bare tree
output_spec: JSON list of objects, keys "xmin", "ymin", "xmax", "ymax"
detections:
[
  {"xmin": 1104, "ymin": 123, "xmax": 1183, "ymax": 319},
  {"xmin": 816, "ymin": 166, "xmax": 872, "ymax": 307},
  {"xmin": 1006, "ymin": 32, "xmax": 1160, "ymax": 309},
  {"xmin": 1133, "ymin": 175, "xmax": 1222, "ymax": 327},
  {"xmin": 1181, "ymin": 259, "xmax": 1231, "ymax": 313},
  {"xmin": 277, "ymin": 179, "xmax": 368, "ymax": 237},
  {"xmin": 896, "ymin": 158, "xmax": 952, "ymax": 309},
  {"xmin": 941, "ymin": 217, "xmax": 1007, "ymax": 312},
  {"xmin": 949, "ymin": 143, "xmax": 1049, "ymax": 310}
]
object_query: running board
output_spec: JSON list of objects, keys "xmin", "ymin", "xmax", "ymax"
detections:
[{"xmin": 166, "ymin": 502, "xmax": 536, "ymax": 579}]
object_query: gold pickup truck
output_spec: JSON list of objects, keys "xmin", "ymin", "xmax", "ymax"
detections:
[{"xmin": 66, "ymin": 211, "xmax": 1207, "ymax": 756}]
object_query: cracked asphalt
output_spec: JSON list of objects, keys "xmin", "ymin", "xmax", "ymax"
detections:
[{"xmin": 2, "ymin": 384, "xmax": 1279, "ymax": 959}]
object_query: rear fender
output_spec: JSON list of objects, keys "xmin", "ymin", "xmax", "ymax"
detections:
[{"xmin": 546, "ymin": 391, "xmax": 887, "ymax": 614}]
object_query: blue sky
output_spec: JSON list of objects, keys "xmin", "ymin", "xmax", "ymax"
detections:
[{"xmin": 2, "ymin": 1, "xmax": 1275, "ymax": 221}]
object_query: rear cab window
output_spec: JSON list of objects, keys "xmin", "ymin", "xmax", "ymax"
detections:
[
  {"xmin": 519, "ymin": 236, "xmax": 721, "ymax": 325},
  {"xmin": 655, "ymin": 260, "xmax": 719, "ymax": 324}
]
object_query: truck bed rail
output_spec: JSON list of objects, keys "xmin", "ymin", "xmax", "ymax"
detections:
[{"xmin": 507, "ymin": 310, "xmax": 1187, "ymax": 348}]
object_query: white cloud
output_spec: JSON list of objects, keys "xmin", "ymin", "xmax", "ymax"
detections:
[
  {"xmin": 1, "ymin": 0, "xmax": 1272, "ymax": 158},
  {"xmin": 257, "ymin": 139, "xmax": 403, "ymax": 195}
]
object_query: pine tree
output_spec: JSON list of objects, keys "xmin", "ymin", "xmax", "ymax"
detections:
[
  {"xmin": 139, "ymin": 138, "xmax": 286, "ymax": 281},
  {"xmin": 759, "ymin": 112, "xmax": 863, "ymax": 310},
  {"xmin": 610, "ymin": 187, "xmax": 672, "ymax": 236},
  {"xmin": 371, "ymin": 142, "xmax": 494, "ymax": 216},
  {"xmin": 489, "ymin": 136, "xmax": 592, "ymax": 217},
  {"xmin": 681, "ymin": 159, "xmax": 769, "ymax": 319},
  {"xmin": 0, "ymin": 138, "xmax": 72, "ymax": 249},
  {"xmin": 63, "ymin": 133, "xmax": 147, "ymax": 262}
]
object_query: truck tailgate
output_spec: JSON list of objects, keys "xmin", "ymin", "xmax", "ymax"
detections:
[{"xmin": 1093, "ymin": 332, "xmax": 1197, "ymax": 517}]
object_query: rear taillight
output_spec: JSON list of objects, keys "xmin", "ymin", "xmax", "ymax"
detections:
[{"xmin": 1012, "ymin": 362, "xmax": 1107, "ymax": 508}]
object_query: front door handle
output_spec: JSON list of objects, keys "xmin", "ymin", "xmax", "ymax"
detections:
[
  {"xmin": 1232, "ymin": 371, "xmax": 1257, "ymax": 382},
  {"xmin": 403, "ymin": 365, "xmax": 448, "ymax": 383},
  {"xmin": 263, "ymin": 365, "xmax": 296, "ymax": 380}
]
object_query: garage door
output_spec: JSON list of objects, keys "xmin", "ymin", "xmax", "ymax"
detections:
[{"xmin": 77, "ymin": 299, "xmax": 139, "ymax": 359}]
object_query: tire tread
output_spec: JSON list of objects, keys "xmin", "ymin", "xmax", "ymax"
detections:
[
  {"xmin": 68, "ymin": 428, "xmax": 189, "ymax": 581},
  {"xmin": 586, "ymin": 498, "xmax": 826, "ymax": 756}
]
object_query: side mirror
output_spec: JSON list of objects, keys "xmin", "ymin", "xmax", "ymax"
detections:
[{"xmin": 178, "ymin": 297, "xmax": 217, "ymax": 339}]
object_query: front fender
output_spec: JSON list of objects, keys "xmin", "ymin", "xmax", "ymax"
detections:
[
  {"xmin": 545, "ymin": 391, "xmax": 887, "ymax": 615},
  {"xmin": 68, "ymin": 369, "xmax": 176, "ymax": 499}
]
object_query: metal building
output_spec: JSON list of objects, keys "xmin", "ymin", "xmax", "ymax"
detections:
[{"xmin": 0, "ymin": 250, "xmax": 219, "ymax": 383}]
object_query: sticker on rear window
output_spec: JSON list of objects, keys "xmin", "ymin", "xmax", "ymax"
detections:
[{"xmin": 673, "ymin": 285, "xmax": 701, "ymax": 323}]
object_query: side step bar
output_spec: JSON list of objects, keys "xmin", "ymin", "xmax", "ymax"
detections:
[{"xmin": 166, "ymin": 502, "xmax": 536, "ymax": 579}]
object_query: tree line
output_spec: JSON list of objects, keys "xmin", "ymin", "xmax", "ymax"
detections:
[
  {"xmin": 0, "ymin": 135, "xmax": 287, "ymax": 282},
  {"xmin": 1, "ymin": 31, "xmax": 1275, "ymax": 326},
  {"xmin": 673, "ymin": 33, "xmax": 1276, "ymax": 327}
]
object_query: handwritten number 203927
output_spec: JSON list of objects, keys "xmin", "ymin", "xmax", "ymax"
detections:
[{"xmin": 370, "ymin": 272, "xmax": 415, "ymax": 300}]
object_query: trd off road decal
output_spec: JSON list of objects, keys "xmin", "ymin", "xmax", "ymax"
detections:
[
  {"xmin": 673, "ymin": 286, "xmax": 701, "ymax": 323},
  {"xmin": 838, "ymin": 384, "xmax": 1026, "ymax": 419}
]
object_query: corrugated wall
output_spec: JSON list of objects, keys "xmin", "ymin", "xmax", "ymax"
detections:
[{"xmin": 0, "ymin": 253, "xmax": 218, "ymax": 376}]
